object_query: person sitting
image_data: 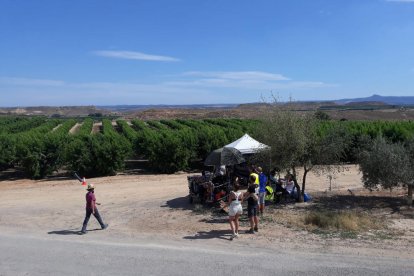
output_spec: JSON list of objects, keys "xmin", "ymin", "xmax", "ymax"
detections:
[
  {"xmin": 269, "ymin": 168, "xmax": 279, "ymax": 185},
  {"xmin": 285, "ymin": 174, "xmax": 295, "ymax": 195},
  {"xmin": 215, "ymin": 188, "xmax": 226, "ymax": 202},
  {"xmin": 212, "ymin": 165, "xmax": 226, "ymax": 184},
  {"xmin": 273, "ymin": 174, "xmax": 295, "ymax": 203},
  {"xmin": 265, "ymin": 183, "xmax": 274, "ymax": 202}
]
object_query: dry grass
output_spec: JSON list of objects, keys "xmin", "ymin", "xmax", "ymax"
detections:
[
  {"xmin": 258, "ymin": 193, "xmax": 396, "ymax": 239},
  {"xmin": 303, "ymin": 210, "xmax": 381, "ymax": 232}
]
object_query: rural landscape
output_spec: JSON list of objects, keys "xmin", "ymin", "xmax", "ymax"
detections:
[
  {"xmin": 1, "ymin": 100, "xmax": 414, "ymax": 274},
  {"xmin": 2, "ymin": 0, "xmax": 414, "ymax": 275}
]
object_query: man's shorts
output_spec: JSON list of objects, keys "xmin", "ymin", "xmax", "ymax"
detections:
[
  {"xmin": 247, "ymin": 206, "xmax": 257, "ymax": 218},
  {"xmin": 258, "ymin": 192, "xmax": 266, "ymax": 204}
]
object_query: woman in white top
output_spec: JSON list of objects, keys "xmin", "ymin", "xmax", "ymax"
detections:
[
  {"xmin": 227, "ymin": 182, "xmax": 243, "ymax": 240},
  {"xmin": 285, "ymin": 174, "xmax": 295, "ymax": 194}
]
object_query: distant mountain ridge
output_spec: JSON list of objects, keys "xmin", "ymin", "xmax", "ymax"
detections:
[
  {"xmin": 335, "ymin": 94, "xmax": 414, "ymax": 105},
  {"xmin": 98, "ymin": 104, "xmax": 239, "ymax": 112}
]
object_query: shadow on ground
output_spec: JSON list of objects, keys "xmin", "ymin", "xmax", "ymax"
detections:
[
  {"xmin": 264, "ymin": 193, "xmax": 414, "ymax": 219},
  {"xmin": 162, "ymin": 196, "xmax": 193, "ymax": 210},
  {"xmin": 183, "ymin": 230, "xmax": 231, "ymax": 241},
  {"xmin": 48, "ymin": 228, "xmax": 101, "ymax": 235},
  {"xmin": 316, "ymin": 195, "xmax": 405, "ymax": 211},
  {"xmin": 0, "ymin": 169, "xmax": 28, "ymax": 181}
]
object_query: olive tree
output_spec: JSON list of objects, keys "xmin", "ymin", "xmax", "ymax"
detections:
[
  {"xmin": 255, "ymin": 103, "xmax": 350, "ymax": 201},
  {"xmin": 359, "ymin": 136, "xmax": 414, "ymax": 206}
]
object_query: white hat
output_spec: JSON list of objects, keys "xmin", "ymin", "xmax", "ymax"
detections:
[{"xmin": 86, "ymin": 183, "xmax": 95, "ymax": 191}]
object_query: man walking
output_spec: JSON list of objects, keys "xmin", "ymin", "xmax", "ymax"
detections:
[{"xmin": 81, "ymin": 183, "xmax": 108, "ymax": 234}]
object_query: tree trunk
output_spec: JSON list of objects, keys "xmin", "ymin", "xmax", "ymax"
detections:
[
  {"xmin": 292, "ymin": 167, "xmax": 303, "ymax": 202},
  {"xmin": 408, "ymin": 185, "xmax": 413, "ymax": 207},
  {"xmin": 301, "ymin": 168, "xmax": 309, "ymax": 196}
]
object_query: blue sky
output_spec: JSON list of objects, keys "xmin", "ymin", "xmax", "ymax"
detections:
[{"xmin": 0, "ymin": 0, "xmax": 413, "ymax": 106}]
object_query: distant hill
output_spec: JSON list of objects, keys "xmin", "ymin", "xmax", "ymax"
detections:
[
  {"xmin": 335, "ymin": 94, "xmax": 414, "ymax": 105},
  {"xmin": 0, "ymin": 106, "xmax": 112, "ymax": 117},
  {"xmin": 98, "ymin": 104, "xmax": 238, "ymax": 112}
]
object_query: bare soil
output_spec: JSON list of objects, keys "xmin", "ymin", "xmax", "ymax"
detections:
[
  {"xmin": 69, "ymin": 123, "xmax": 82, "ymax": 134},
  {"xmin": 0, "ymin": 165, "xmax": 412, "ymax": 257},
  {"xmin": 2, "ymin": 103, "xmax": 414, "ymax": 121},
  {"xmin": 91, "ymin": 122, "xmax": 102, "ymax": 134}
]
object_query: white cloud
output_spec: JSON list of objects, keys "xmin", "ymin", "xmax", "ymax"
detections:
[
  {"xmin": 93, "ymin": 50, "xmax": 180, "ymax": 62},
  {"xmin": 0, "ymin": 72, "xmax": 336, "ymax": 106},
  {"xmin": 183, "ymin": 71, "xmax": 289, "ymax": 81},
  {"xmin": 167, "ymin": 79, "xmax": 335, "ymax": 90},
  {"xmin": 0, "ymin": 77, "xmax": 65, "ymax": 86},
  {"xmin": 165, "ymin": 71, "xmax": 337, "ymax": 91},
  {"xmin": 176, "ymin": 71, "xmax": 334, "ymax": 90}
]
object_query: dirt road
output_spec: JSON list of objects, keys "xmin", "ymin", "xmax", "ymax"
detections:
[{"xmin": 0, "ymin": 166, "xmax": 413, "ymax": 258}]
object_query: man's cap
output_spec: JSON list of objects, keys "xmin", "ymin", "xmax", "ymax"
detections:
[{"xmin": 86, "ymin": 183, "xmax": 95, "ymax": 191}]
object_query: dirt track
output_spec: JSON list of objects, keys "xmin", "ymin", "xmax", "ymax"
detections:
[{"xmin": 0, "ymin": 166, "xmax": 413, "ymax": 257}]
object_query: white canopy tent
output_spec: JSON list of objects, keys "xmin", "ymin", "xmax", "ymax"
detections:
[{"xmin": 224, "ymin": 134, "xmax": 270, "ymax": 154}]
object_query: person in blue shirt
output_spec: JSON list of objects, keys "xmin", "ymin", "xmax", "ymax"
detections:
[{"xmin": 257, "ymin": 167, "xmax": 267, "ymax": 215}]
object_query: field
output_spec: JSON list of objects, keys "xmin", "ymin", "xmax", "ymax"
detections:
[
  {"xmin": 2, "ymin": 103, "xmax": 414, "ymax": 121},
  {"xmin": 0, "ymin": 165, "xmax": 412, "ymax": 258}
]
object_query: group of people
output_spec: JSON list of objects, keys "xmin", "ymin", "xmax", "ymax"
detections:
[
  {"xmin": 269, "ymin": 170, "xmax": 297, "ymax": 201},
  {"xmin": 223, "ymin": 166, "xmax": 267, "ymax": 240},
  {"xmin": 223, "ymin": 166, "xmax": 300, "ymax": 240}
]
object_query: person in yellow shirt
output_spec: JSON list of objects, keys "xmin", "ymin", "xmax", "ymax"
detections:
[{"xmin": 249, "ymin": 166, "xmax": 259, "ymax": 186}]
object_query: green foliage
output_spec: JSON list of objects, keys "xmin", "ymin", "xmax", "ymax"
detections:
[
  {"xmin": 176, "ymin": 119, "xmax": 228, "ymax": 159},
  {"xmin": 14, "ymin": 120, "xmax": 62, "ymax": 178},
  {"xmin": 148, "ymin": 130, "xmax": 192, "ymax": 173},
  {"xmin": 203, "ymin": 118, "xmax": 245, "ymax": 142},
  {"xmin": 255, "ymin": 107, "xmax": 350, "ymax": 200},
  {"xmin": 91, "ymin": 133, "xmax": 131, "ymax": 175},
  {"xmin": 314, "ymin": 110, "xmax": 330, "ymax": 121},
  {"xmin": 0, "ymin": 134, "xmax": 16, "ymax": 169},
  {"xmin": 75, "ymin": 118, "xmax": 94, "ymax": 136},
  {"xmin": 64, "ymin": 135, "xmax": 93, "ymax": 176},
  {"xmin": 53, "ymin": 119, "xmax": 77, "ymax": 136},
  {"xmin": 65, "ymin": 131, "xmax": 131, "ymax": 177},
  {"xmin": 86, "ymin": 119, "xmax": 132, "ymax": 175},
  {"xmin": 116, "ymin": 120, "xmax": 137, "ymax": 141},
  {"xmin": 146, "ymin": 120, "xmax": 169, "ymax": 130},
  {"xmin": 0, "ymin": 116, "xmax": 48, "ymax": 134},
  {"xmin": 1, "ymin": 115, "xmax": 414, "ymax": 178},
  {"xmin": 359, "ymin": 136, "xmax": 414, "ymax": 190}
]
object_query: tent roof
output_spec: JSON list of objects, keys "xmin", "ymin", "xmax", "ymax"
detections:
[{"xmin": 224, "ymin": 134, "xmax": 270, "ymax": 154}]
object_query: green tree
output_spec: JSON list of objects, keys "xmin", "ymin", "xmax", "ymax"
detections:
[
  {"xmin": 64, "ymin": 135, "xmax": 94, "ymax": 176},
  {"xmin": 0, "ymin": 134, "xmax": 16, "ymax": 170},
  {"xmin": 359, "ymin": 136, "xmax": 414, "ymax": 206},
  {"xmin": 314, "ymin": 110, "xmax": 330, "ymax": 121},
  {"xmin": 255, "ymin": 103, "xmax": 349, "ymax": 201}
]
